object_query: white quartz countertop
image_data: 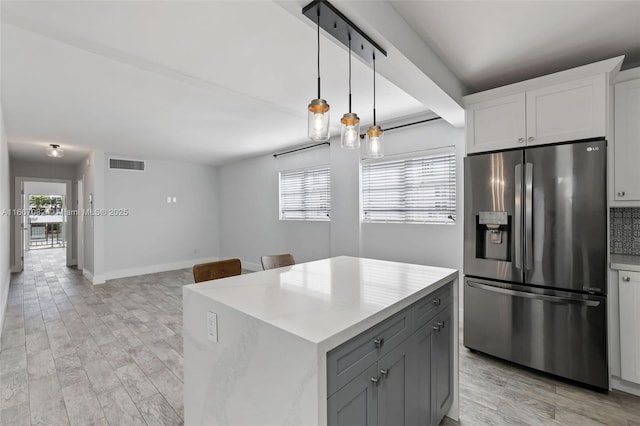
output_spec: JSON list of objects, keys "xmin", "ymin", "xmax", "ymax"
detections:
[
  {"xmin": 185, "ymin": 256, "xmax": 457, "ymax": 349},
  {"xmin": 610, "ymin": 254, "xmax": 640, "ymax": 272}
]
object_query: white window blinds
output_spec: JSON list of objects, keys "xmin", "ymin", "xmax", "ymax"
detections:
[
  {"xmin": 362, "ymin": 148, "xmax": 456, "ymax": 224},
  {"xmin": 280, "ymin": 167, "xmax": 331, "ymax": 221}
]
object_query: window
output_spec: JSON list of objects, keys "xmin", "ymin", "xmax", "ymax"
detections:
[
  {"xmin": 362, "ymin": 148, "xmax": 456, "ymax": 224},
  {"xmin": 279, "ymin": 167, "xmax": 331, "ymax": 221}
]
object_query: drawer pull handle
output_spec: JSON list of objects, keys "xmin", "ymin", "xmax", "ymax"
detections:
[
  {"xmin": 622, "ymin": 276, "xmax": 631, "ymax": 282},
  {"xmin": 433, "ymin": 298, "xmax": 441, "ymax": 306},
  {"xmin": 518, "ymin": 138, "xmax": 525, "ymax": 144},
  {"xmin": 528, "ymin": 136, "xmax": 535, "ymax": 142},
  {"xmin": 433, "ymin": 324, "xmax": 440, "ymax": 331},
  {"xmin": 438, "ymin": 321, "xmax": 445, "ymax": 329},
  {"xmin": 370, "ymin": 376, "xmax": 380, "ymax": 386},
  {"xmin": 380, "ymin": 369, "xmax": 389, "ymax": 377},
  {"xmin": 618, "ymin": 191, "xmax": 626, "ymax": 197},
  {"xmin": 374, "ymin": 338, "xmax": 384, "ymax": 348}
]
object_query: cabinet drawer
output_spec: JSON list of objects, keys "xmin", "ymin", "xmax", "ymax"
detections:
[
  {"xmin": 411, "ymin": 283, "xmax": 452, "ymax": 333},
  {"xmin": 327, "ymin": 310, "xmax": 409, "ymax": 396}
]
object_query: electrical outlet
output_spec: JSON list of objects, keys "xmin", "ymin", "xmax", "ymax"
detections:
[{"xmin": 207, "ymin": 312, "xmax": 218, "ymax": 343}]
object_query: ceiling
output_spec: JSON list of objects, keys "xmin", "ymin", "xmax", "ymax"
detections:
[
  {"xmin": 1, "ymin": 1, "xmax": 639, "ymax": 167},
  {"xmin": 392, "ymin": 0, "xmax": 640, "ymax": 94}
]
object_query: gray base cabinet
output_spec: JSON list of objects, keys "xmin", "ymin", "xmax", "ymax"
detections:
[{"xmin": 328, "ymin": 283, "xmax": 453, "ymax": 426}]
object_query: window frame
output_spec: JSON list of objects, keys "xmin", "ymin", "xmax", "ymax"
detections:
[
  {"xmin": 360, "ymin": 147, "xmax": 457, "ymax": 225},
  {"xmin": 279, "ymin": 165, "xmax": 331, "ymax": 222}
]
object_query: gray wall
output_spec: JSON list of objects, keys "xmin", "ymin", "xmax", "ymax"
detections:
[
  {"xmin": 103, "ymin": 157, "xmax": 220, "ymax": 279},
  {"xmin": 219, "ymin": 146, "xmax": 331, "ymax": 270},
  {"xmin": 0, "ymin": 111, "xmax": 11, "ymax": 343},
  {"xmin": 218, "ymin": 116, "xmax": 464, "ymax": 274}
]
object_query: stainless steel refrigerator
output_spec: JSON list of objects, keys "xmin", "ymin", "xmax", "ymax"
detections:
[{"xmin": 463, "ymin": 138, "xmax": 608, "ymax": 389}]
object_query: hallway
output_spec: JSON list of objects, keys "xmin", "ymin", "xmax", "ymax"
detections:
[{"xmin": 0, "ymin": 248, "xmax": 191, "ymax": 425}]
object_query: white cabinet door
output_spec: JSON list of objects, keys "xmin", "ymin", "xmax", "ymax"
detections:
[
  {"xmin": 614, "ymin": 79, "xmax": 640, "ymax": 201},
  {"xmin": 526, "ymin": 75, "xmax": 606, "ymax": 146},
  {"xmin": 466, "ymin": 93, "xmax": 526, "ymax": 154},
  {"xmin": 619, "ymin": 270, "xmax": 640, "ymax": 384}
]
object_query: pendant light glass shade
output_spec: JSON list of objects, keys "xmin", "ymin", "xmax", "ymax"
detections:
[
  {"xmin": 366, "ymin": 125, "xmax": 384, "ymax": 158},
  {"xmin": 340, "ymin": 113, "xmax": 360, "ymax": 149},
  {"xmin": 308, "ymin": 9, "xmax": 330, "ymax": 142},
  {"xmin": 308, "ymin": 99, "xmax": 330, "ymax": 142},
  {"xmin": 340, "ymin": 34, "xmax": 360, "ymax": 149},
  {"xmin": 366, "ymin": 55, "xmax": 384, "ymax": 158}
]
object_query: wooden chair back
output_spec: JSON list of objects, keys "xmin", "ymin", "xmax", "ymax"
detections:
[
  {"xmin": 193, "ymin": 258, "xmax": 242, "ymax": 283},
  {"xmin": 261, "ymin": 253, "xmax": 295, "ymax": 271}
]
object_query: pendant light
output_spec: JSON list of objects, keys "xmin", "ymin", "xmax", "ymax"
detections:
[
  {"xmin": 308, "ymin": 8, "xmax": 330, "ymax": 142},
  {"xmin": 366, "ymin": 54, "xmax": 384, "ymax": 158},
  {"xmin": 47, "ymin": 144, "xmax": 64, "ymax": 158},
  {"xmin": 340, "ymin": 34, "xmax": 360, "ymax": 149}
]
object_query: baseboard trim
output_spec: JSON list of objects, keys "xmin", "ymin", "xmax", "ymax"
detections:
[
  {"xmin": 611, "ymin": 376, "xmax": 640, "ymax": 397},
  {"xmin": 82, "ymin": 268, "xmax": 105, "ymax": 285},
  {"xmin": 103, "ymin": 257, "xmax": 220, "ymax": 281}
]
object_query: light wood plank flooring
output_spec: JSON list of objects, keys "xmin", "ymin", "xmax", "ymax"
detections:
[{"xmin": 1, "ymin": 248, "xmax": 639, "ymax": 425}]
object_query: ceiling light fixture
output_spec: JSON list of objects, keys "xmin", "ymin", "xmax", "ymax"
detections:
[
  {"xmin": 47, "ymin": 144, "xmax": 64, "ymax": 158},
  {"xmin": 366, "ymin": 54, "xmax": 384, "ymax": 158},
  {"xmin": 340, "ymin": 34, "xmax": 360, "ymax": 149},
  {"xmin": 308, "ymin": 7, "xmax": 330, "ymax": 142},
  {"xmin": 303, "ymin": 1, "xmax": 386, "ymax": 149}
]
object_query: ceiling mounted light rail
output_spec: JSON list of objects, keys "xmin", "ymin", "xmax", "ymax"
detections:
[{"xmin": 303, "ymin": 0, "xmax": 387, "ymax": 148}]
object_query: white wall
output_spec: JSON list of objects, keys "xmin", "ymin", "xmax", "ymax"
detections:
[
  {"xmin": 218, "ymin": 115, "xmax": 464, "ymax": 275},
  {"xmin": 103, "ymin": 157, "xmax": 219, "ymax": 279},
  {"xmin": 0, "ymin": 110, "xmax": 11, "ymax": 345},
  {"xmin": 76, "ymin": 152, "xmax": 100, "ymax": 282},
  {"xmin": 219, "ymin": 145, "xmax": 331, "ymax": 270},
  {"xmin": 360, "ymin": 120, "xmax": 464, "ymax": 272}
]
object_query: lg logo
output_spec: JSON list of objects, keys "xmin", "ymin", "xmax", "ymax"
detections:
[{"xmin": 586, "ymin": 146, "xmax": 600, "ymax": 152}]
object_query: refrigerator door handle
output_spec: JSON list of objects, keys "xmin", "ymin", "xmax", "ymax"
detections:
[
  {"xmin": 525, "ymin": 162, "xmax": 534, "ymax": 271},
  {"xmin": 467, "ymin": 281, "xmax": 601, "ymax": 307},
  {"xmin": 514, "ymin": 164, "xmax": 522, "ymax": 270}
]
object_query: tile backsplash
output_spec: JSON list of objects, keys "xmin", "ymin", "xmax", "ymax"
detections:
[{"xmin": 610, "ymin": 208, "xmax": 640, "ymax": 255}]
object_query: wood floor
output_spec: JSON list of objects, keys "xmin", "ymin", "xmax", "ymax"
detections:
[{"xmin": 1, "ymin": 248, "xmax": 639, "ymax": 425}]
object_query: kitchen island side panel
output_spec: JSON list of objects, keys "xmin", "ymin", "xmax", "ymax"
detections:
[{"xmin": 184, "ymin": 287, "xmax": 320, "ymax": 426}]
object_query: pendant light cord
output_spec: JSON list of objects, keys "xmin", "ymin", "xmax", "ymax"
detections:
[
  {"xmin": 348, "ymin": 34, "xmax": 352, "ymax": 113},
  {"xmin": 372, "ymin": 53, "xmax": 377, "ymax": 126},
  {"xmin": 317, "ymin": 8, "xmax": 321, "ymax": 99}
]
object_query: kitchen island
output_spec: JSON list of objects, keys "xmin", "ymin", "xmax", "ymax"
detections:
[{"xmin": 183, "ymin": 256, "xmax": 459, "ymax": 425}]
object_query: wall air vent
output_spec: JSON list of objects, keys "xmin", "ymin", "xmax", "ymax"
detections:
[{"xmin": 109, "ymin": 158, "xmax": 145, "ymax": 171}]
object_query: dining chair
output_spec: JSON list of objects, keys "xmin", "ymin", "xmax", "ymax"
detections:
[
  {"xmin": 261, "ymin": 253, "xmax": 295, "ymax": 270},
  {"xmin": 193, "ymin": 258, "xmax": 242, "ymax": 283}
]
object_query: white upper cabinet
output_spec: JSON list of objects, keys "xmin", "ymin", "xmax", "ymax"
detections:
[
  {"xmin": 466, "ymin": 94, "xmax": 526, "ymax": 154},
  {"xmin": 463, "ymin": 57, "xmax": 624, "ymax": 155},
  {"xmin": 526, "ymin": 75, "xmax": 606, "ymax": 146},
  {"xmin": 613, "ymin": 78, "xmax": 640, "ymax": 202},
  {"xmin": 465, "ymin": 75, "xmax": 606, "ymax": 154}
]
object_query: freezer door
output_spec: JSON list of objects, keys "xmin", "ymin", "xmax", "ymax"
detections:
[
  {"xmin": 524, "ymin": 140, "xmax": 607, "ymax": 293},
  {"xmin": 464, "ymin": 277, "xmax": 608, "ymax": 389},
  {"xmin": 464, "ymin": 150, "xmax": 524, "ymax": 283}
]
